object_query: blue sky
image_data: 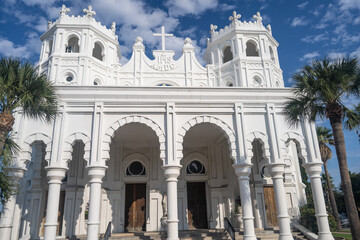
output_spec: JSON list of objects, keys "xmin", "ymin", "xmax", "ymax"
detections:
[{"xmin": 0, "ymin": 0, "xmax": 359, "ymax": 186}]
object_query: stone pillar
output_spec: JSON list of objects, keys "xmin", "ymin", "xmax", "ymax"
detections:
[
  {"xmin": 233, "ymin": 163, "xmax": 257, "ymax": 240},
  {"xmin": 267, "ymin": 163, "xmax": 294, "ymax": 240},
  {"xmin": 0, "ymin": 168, "xmax": 25, "ymax": 240},
  {"xmin": 43, "ymin": 166, "xmax": 68, "ymax": 240},
  {"xmin": 303, "ymin": 162, "xmax": 334, "ymax": 240},
  {"xmin": 162, "ymin": 165, "xmax": 181, "ymax": 240},
  {"xmin": 86, "ymin": 165, "xmax": 107, "ymax": 240}
]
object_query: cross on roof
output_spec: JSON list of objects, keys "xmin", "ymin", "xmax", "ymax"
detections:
[
  {"xmin": 253, "ymin": 12, "xmax": 262, "ymax": 23},
  {"xmin": 60, "ymin": 4, "xmax": 70, "ymax": 16},
  {"xmin": 229, "ymin": 11, "xmax": 241, "ymax": 23},
  {"xmin": 153, "ymin": 26, "xmax": 173, "ymax": 51},
  {"xmin": 210, "ymin": 24, "xmax": 218, "ymax": 34},
  {"xmin": 83, "ymin": 5, "xmax": 96, "ymax": 18}
]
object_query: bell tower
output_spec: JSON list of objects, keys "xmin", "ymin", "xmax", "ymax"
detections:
[
  {"xmin": 204, "ymin": 11, "xmax": 284, "ymax": 88},
  {"xmin": 38, "ymin": 5, "xmax": 121, "ymax": 86}
]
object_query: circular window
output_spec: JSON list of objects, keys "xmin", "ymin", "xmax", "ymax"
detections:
[
  {"xmin": 66, "ymin": 75, "xmax": 73, "ymax": 82},
  {"xmin": 126, "ymin": 161, "xmax": 146, "ymax": 176},
  {"xmin": 157, "ymin": 83, "xmax": 173, "ymax": 86},
  {"xmin": 187, "ymin": 160, "xmax": 205, "ymax": 174},
  {"xmin": 94, "ymin": 81, "xmax": 99, "ymax": 85}
]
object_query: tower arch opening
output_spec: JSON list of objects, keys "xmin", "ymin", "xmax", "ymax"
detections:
[
  {"xmin": 92, "ymin": 42, "xmax": 104, "ymax": 61},
  {"xmin": 246, "ymin": 40, "xmax": 259, "ymax": 57},
  {"xmin": 66, "ymin": 36, "xmax": 80, "ymax": 53},
  {"xmin": 223, "ymin": 46, "xmax": 233, "ymax": 63}
]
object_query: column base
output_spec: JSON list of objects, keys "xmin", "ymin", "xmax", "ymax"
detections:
[
  {"xmin": 318, "ymin": 232, "xmax": 335, "ymax": 240},
  {"xmin": 243, "ymin": 234, "xmax": 257, "ymax": 240},
  {"xmin": 279, "ymin": 233, "xmax": 294, "ymax": 240}
]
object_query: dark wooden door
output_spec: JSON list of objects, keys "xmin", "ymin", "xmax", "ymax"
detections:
[
  {"xmin": 125, "ymin": 183, "xmax": 146, "ymax": 232},
  {"xmin": 187, "ymin": 182, "xmax": 207, "ymax": 229},
  {"xmin": 263, "ymin": 186, "xmax": 278, "ymax": 227}
]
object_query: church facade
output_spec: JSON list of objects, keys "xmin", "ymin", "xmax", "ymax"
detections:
[{"xmin": 0, "ymin": 5, "xmax": 334, "ymax": 240}]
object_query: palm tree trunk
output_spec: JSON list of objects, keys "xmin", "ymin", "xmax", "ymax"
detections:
[
  {"xmin": 324, "ymin": 161, "xmax": 342, "ymax": 230},
  {"xmin": 330, "ymin": 117, "xmax": 360, "ymax": 239}
]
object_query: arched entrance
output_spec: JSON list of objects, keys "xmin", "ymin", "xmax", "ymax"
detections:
[
  {"xmin": 179, "ymin": 122, "xmax": 238, "ymax": 230},
  {"xmin": 103, "ymin": 122, "xmax": 163, "ymax": 233}
]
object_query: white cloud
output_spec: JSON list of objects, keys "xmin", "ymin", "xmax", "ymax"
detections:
[
  {"xmin": 297, "ymin": 1, "xmax": 309, "ymax": 9},
  {"xmin": 0, "ymin": 33, "xmax": 40, "ymax": 59},
  {"xmin": 302, "ymin": 34, "xmax": 328, "ymax": 43},
  {"xmin": 339, "ymin": 0, "xmax": 360, "ymax": 10},
  {"xmin": 261, "ymin": 14, "xmax": 271, "ymax": 24},
  {"xmin": 290, "ymin": 16, "xmax": 309, "ymax": 27},
  {"xmin": 300, "ymin": 51, "xmax": 320, "ymax": 61},
  {"xmin": 165, "ymin": 0, "xmax": 218, "ymax": 17},
  {"xmin": 328, "ymin": 52, "xmax": 346, "ymax": 59},
  {"xmin": 314, "ymin": 23, "xmax": 327, "ymax": 29},
  {"xmin": 350, "ymin": 47, "xmax": 360, "ymax": 58}
]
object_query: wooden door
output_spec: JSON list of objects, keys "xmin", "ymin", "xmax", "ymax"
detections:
[
  {"xmin": 125, "ymin": 184, "xmax": 146, "ymax": 232},
  {"xmin": 263, "ymin": 186, "xmax": 278, "ymax": 227},
  {"xmin": 187, "ymin": 182, "xmax": 207, "ymax": 229}
]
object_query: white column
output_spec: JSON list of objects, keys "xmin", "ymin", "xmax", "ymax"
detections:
[
  {"xmin": 43, "ymin": 166, "xmax": 67, "ymax": 240},
  {"xmin": 162, "ymin": 165, "xmax": 181, "ymax": 240},
  {"xmin": 86, "ymin": 165, "xmax": 107, "ymax": 240},
  {"xmin": 0, "ymin": 168, "xmax": 25, "ymax": 240},
  {"xmin": 303, "ymin": 162, "xmax": 334, "ymax": 240},
  {"xmin": 267, "ymin": 163, "xmax": 294, "ymax": 240},
  {"xmin": 233, "ymin": 163, "xmax": 257, "ymax": 240}
]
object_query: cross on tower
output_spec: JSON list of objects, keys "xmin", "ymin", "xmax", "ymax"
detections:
[
  {"xmin": 153, "ymin": 26, "xmax": 173, "ymax": 51},
  {"xmin": 83, "ymin": 5, "xmax": 96, "ymax": 18},
  {"xmin": 229, "ymin": 11, "xmax": 241, "ymax": 23},
  {"xmin": 253, "ymin": 12, "xmax": 262, "ymax": 23},
  {"xmin": 60, "ymin": 4, "xmax": 70, "ymax": 16},
  {"xmin": 210, "ymin": 24, "xmax": 218, "ymax": 34}
]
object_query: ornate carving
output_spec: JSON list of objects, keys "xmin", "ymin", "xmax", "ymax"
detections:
[
  {"xmin": 150, "ymin": 52, "xmax": 176, "ymax": 71},
  {"xmin": 253, "ymin": 12, "xmax": 263, "ymax": 24},
  {"xmin": 59, "ymin": 4, "xmax": 70, "ymax": 17},
  {"xmin": 210, "ymin": 24, "xmax": 217, "ymax": 34},
  {"xmin": 111, "ymin": 22, "xmax": 116, "ymax": 33},
  {"xmin": 229, "ymin": 11, "xmax": 241, "ymax": 24},
  {"xmin": 83, "ymin": 5, "xmax": 96, "ymax": 18}
]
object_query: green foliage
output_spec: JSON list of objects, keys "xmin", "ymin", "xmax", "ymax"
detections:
[
  {"xmin": 0, "ymin": 58, "xmax": 57, "ymax": 121},
  {"xmin": 349, "ymin": 172, "xmax": 360, "ymax": 213},
  {"xmin": 0, "ymin": 134, "xmax": 20, "ymax": 205},
  {"xmin": 283, "ymin": 57, "xmax": 360, "ymax": 127},
  {"xmin": 300, "ymin": 204, "xmax": 318, "ymax": 233}
]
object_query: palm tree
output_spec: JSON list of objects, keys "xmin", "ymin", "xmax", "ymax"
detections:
[
  {"xmin": 316, "ymin": 126, "xmax": 342, "ymax": 230},
  {"xmin": 283, "ymin": 57, "xmax": 360, "ymax": 239},
  {"xmin": 0, "ymin": 58, "xmax": 57, "ymax": 202}
]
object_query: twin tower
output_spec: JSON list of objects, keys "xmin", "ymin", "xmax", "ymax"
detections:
[{"xmin": 38, "ymin": 5, "xmax": 284, "ymax": 88}]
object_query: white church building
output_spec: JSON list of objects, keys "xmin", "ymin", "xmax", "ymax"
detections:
[{"xmin": 0, "ymin": 5, "xmax": 334, "ymax": 240}]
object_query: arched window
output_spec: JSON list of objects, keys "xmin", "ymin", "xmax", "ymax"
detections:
[
  {"xmin": 223, "ymin": 46, "xmax": 233, "ymax": 63},
  {"xmin": 246, "ymin": 41, "xmax": 259, "ymax": 57},
  {"xmin": 126, "ymin": 161, "xmax": 146, "ymax": 176},
  {"xmin": 157, "ymin": 83, "xmax": 173, "ymax": 86},
  {"xmin": 226, "ymin": 81, "xmax": 234, "ymax": 87},
  {"xmin": 94, "ymin": 78, "xmax": 101, "ymax": 86},
  {"xmin": 48, "ymin": 39, "xmax": 53, "ymax": 57},
  {"xmin": 65, "ymin": 36, "xmax": 80, "ymax": 53},
  {"xmin": 186, "ymin": 160, "xmax": 206, "ymax": 174},
  {"xmin": 92, "ymin": 42, "xmax": 104, "ymax": 61},
  {"xmin": 269, "ymin": 46, "xmax": 275, "ymax": 62}
]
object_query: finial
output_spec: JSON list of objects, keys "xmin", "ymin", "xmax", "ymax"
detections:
[
  {"xmin": 47, "ymin": 21, "xmax": 52, "ymax": 30},
  {"xmin": 135, "ymin": 36, "xmax": 143, "ymax": 44},
  {"xmin": 83, "ymin": 5, "xmax": 96, "ymax": 18},
  {"xmin": 229, "ymin": 11, "xmax": 241, "ymax": 24},
  {"xmin": 266, "ymin": 24, "xmax": 272, "ymax": 34},
  {"xmin": 184, "ymin": 37, "xmax": 192, "ymax": 45},
  {"xmin": 253, "ymin": 12, "xmax": 262, "ymax": 23},
  {"xmin": 210, "ymin": 24, "xmax": 217, "ymax": 34},
  {"xmin": 59, "ymin": 4, "xmax": 70, "ymax": 17},
  {"xmin": 111, "ymin": 22, "xmax": 116, "ymax": 33}
]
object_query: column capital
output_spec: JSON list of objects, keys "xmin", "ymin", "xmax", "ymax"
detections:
[
  {"xmin": 266, "ymin": 162, "xmax": 286, "ymax": 179},
  {"xmin": 162, "ymin": 164, "xmax": 181, "ymax": 181},
  {"xmin": 232, "ymin": 163, "xmax": 253, "ymax": 179},
  {"xmin": 303, "ymin": 162, "xmax": 323, "ymax": 178},
  {"xmin": 45, "ymin": 166, "xmax": 68, "ymax": 183},
  {"xmin": 86, "ymin": 165, "xmax": 107, "ymax": 183}
]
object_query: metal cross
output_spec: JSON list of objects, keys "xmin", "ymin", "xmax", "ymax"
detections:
[
  {"xmin": 83, "ymin": 5, "xmax": 96, "ymax": 18},
  {"xmin": 253, "ymin": 12, "xmax": 262, "ymax": 23},
  {"xmin": 210, "ymin": 24, "xmax": 218, "ymax": 34},
  {"xmin": 153, "ymin": 26, "xmax": 173, "ymax": 51},
  {"xmin": 229, "ymin": 11, "xmax": 241, "ymax": 23},
  {"xmin": 59, "ymin": 4, "xmax": 70, "ymax": 16}
]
